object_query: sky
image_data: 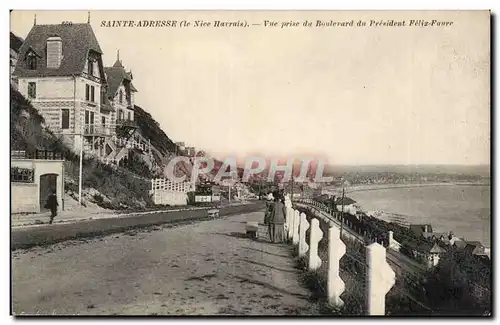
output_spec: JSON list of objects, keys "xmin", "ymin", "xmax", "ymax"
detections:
[{"xmin": 10, "ymin": 10, "xmax": 490, "ymax": 165}]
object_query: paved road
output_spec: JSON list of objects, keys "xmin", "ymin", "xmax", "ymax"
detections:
[
  {"xmin": 11, "ymin": 202, "xmax": 265, "ymax": 250},
  {"xmin": 12, "ymin": 211, "xmax": 317, "ymax": 316}
]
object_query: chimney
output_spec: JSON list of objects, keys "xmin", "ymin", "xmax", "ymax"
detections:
[
  {"xmin": 388, "ymin": 230, "xmax": 394, "ymax": 246},
  {"xmin": 46, "ymin": 36, "xmax": 63, "ymax": 68},
  {"xmin": 424, "ymin": 225, "xmax": 428, "ymax": 233}
]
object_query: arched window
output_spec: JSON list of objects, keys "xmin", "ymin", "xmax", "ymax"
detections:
[
  {"xmin": 119, "ymin": 90, "xmax": 123, "ymax": 104},
  {"xmin": 27, "ymin": 52, "xmax": 37, "ymax": 70}
]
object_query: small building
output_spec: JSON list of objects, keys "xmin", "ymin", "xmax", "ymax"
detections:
[
  {"xmin": 426, "ymin": 243, "xmax": 446, "ymax": 268},
  {"xmin": 410, "ymin": 224, "xmax": 433, "ymax": 237},
  {"xmin": 463, "ymin": 241, "xmax": 487, "ymax": 256},
  {"xmin": 453, "ymin": 240, "xmax": 468, "ymax": 250},
  {"xmin": 11, "ymin": 150, "xmax": 64, "ymax": 214},
  {"xmin": 422, "ymin": 231, "xmax": 448, "ymax": 242}
]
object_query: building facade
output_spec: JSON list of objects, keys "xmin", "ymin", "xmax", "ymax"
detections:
[
  {"xmin": 11, "ymin": 150, "xmax": 64, "ymax": 213},
  {"xmin": 13, "ymin": 21, "xmax": 151, "ymax": 166}
]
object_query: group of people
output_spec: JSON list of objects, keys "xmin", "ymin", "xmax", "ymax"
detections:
[{"xmin": 263, "ymin": 191, "xmax": 287, "ymax": 243}]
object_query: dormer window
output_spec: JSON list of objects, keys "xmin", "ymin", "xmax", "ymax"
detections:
[
  {"xmin": 87, "ymin": 58, "xmax": 94, "ymax": 76},
  {"xmin": 27, "ymin": 52, "xmax": 37, "ymax": 70}
]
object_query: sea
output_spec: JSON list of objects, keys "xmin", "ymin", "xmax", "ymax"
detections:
[{"xmin": 349, "ymin": 184, "xmax": 491, "ymax": 247}]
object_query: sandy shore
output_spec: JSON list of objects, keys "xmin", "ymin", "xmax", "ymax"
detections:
[
  {"xmin": 345, "ymin": 182, "xmax": 489, "ymax": 194},
  {"xmin": 12, "ymin": 211, "xmax": 317, "ymax": 316}
]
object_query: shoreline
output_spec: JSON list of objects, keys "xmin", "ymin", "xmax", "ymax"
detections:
[
  {"xmin": 346, "ymin": 183, "xmax": 491, "ymax": 248},
  {"xmin": 344, "ymin": 182, "xmax": 490, "ymax": 194}
]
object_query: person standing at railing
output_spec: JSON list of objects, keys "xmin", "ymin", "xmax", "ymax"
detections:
[
  {"xmin": 264, "ymin": 192, "xmax": 274, "ymax": 225},
  {"xmin": 269, "ymin": 191, "xmax": 286, "ymax": 243}
]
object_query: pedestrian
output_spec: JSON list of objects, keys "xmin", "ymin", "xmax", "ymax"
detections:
[
  {"xmin": 45, "ymin": 190, "xmax": 59, "ymax": 224},
  {"xmin": 269, "ymin": 191, "xmax": 287, "ymax": 243},
  {"xmin": 264, "ymin": 192, "xmax": 274, "ymax": 225}
]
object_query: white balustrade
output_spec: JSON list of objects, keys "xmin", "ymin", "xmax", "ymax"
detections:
[
  {"xmin": 287, "ymin": 206, "xmax": 295, "ymax": 240},
  {"xmin": 327, "ymin": 224, "xmax": 346, "ymax": 307},
  {"xmin": 298, "ymin": 212, "xmax": 310, "ymax": 258},
  {"xmin": 292, "ymin": 209, "xmax": 300, "ymax": 245},
  {"xmin": 308, "ymin": 218, "xmax": 323, "ymax": 271},
  {"xmin": 365, "ymin": 243, "xmax": 396, "ymax": 315},
  {"xmin": 286, "ymin": 199, "xmax": 399, "ymax": 315}
]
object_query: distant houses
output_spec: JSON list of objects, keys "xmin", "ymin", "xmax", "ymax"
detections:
[{"xmin": 405, "ymin": 223, "xmax": 490, "ymax": 267}]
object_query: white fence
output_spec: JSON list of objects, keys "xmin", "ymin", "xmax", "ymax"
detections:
[
  {"xmin": 112, "ymin": 135, "xmax": 151, "ymax": 152},
  {"xmin": 150, "ymin": 178, "xmax": 194, "ymax": 206},
  {"xmin": 151, "ymin": 178, "xmax": 194, "ymax": 192},
  {"xmin": 285, "ymin": 197, "xmax": 396, "ymax": 315}
]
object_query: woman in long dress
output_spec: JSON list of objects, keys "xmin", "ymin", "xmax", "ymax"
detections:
[
  {"xmin": 269, "ymin": 193, "xmax": 286, "ymax": 243},
  {"xmin": 264, "ymin": 193, "xmax": 273, "ymax": 225}
]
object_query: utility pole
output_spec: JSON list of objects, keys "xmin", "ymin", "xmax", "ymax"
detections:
[{"xmin": 290, "ymin": 162, "xmax": 294, "ymax": 202}]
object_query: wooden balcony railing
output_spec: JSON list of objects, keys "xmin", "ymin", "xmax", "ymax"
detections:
[{"xmin": 83, "ymin": 124, "xmax": 113, "ymax": 136}]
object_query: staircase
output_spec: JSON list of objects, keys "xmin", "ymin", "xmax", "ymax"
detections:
[{"xmin": 113, "ymin": 146, "xmax": 129, "ymax": 163}]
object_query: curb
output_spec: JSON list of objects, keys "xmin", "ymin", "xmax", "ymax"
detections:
[{"xmin": 12, "ymin": 203, "xmax": 254, "ymax": 229}]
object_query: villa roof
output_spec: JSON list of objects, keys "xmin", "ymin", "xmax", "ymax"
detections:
[
  {"xmin": 13, "ymin": 23, "xmax": 103, "ymax": 78},
  {"xmin": 104, "ymin": 62, "xmax": 137, "ymax": 97}
]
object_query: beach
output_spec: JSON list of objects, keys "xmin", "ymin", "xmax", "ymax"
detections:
[{"xmin": 348, "ymin": 183, "xmax": 491, "ymax": 247}]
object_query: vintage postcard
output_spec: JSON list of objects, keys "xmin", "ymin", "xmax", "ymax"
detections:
[{"xmin": 10, "ymin": 10, "xmax": 490, "ymax": 316}]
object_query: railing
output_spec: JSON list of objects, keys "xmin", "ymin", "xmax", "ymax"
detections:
[
  {"xmin": 83, "ymin": 124, "xmax": 113, "ymax": 136},
  {"xmin": 286, "ymin": 197, "xmax": 397, "ymax": 315},
  {"xmin": 151, "ymin": 178, "xmax": 194, "ymax": 193},
  {"xmin": 11, "ymin": 149, "xmax": 64, "ymax": 160},
  {"xmin": 112, "ymin": 135, "xmax": 150, "ymax": 152},
  {"xmin": 116, "ymin": 119, "xmax": 138, "ymax": 128},
  {"xmin": 291, "ymin": 198, "xmax": 450, "ymax": 315}
]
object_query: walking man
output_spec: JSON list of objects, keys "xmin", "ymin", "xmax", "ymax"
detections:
[{"xmin": 45, "ymin": 190, "xmax": 59, "ymax": 225}]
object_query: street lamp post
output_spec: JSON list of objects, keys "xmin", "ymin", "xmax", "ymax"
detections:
[{"xmin": 78, "ymin": 129, "xmax": 83, "ymax": 206}]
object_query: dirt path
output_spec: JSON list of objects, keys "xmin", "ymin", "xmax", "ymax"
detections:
[{"xmin": 12, "ymin": 211, "xmax": 317, "ymax": 315}]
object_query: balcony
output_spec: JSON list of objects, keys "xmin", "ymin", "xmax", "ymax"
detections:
[
  {"xmin": 83, "ymin": 124, "xmax": 113, "ymax": 136},
  {"xmin": 116, "ymin": 119, "xmax": 138, "ymax": 129}
]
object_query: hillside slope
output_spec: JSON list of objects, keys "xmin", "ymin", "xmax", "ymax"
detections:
[{"xmin": 134, "ymin": 104, "xmax": 176, "ymax": 157}]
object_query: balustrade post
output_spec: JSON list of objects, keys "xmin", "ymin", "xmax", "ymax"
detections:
[
  {"xmin": 292, "ymin": 209, "xmax": 300, "ymax": 245},
  {"xmin": 327, "ymin": 223, "xmax": 346, "ymax": 307},
  {"xmin": 365, "ymin": 243, "xmax": 396, "ymax": 316},
  {"xmin": 285, "ymin": 198, "xmax": 293, "ymax": 241},
  {"xmin": 308, "ymin": 218, "xmax": 323, "ymax": 271},
  {"xmin": 298, "ymin": 212, "xmax": 310, "ymax": 258}
]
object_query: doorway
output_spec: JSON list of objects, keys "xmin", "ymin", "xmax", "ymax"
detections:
[{"xmin": 39, "ymin": 173, "xmax": 58, "ymax": 212}]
